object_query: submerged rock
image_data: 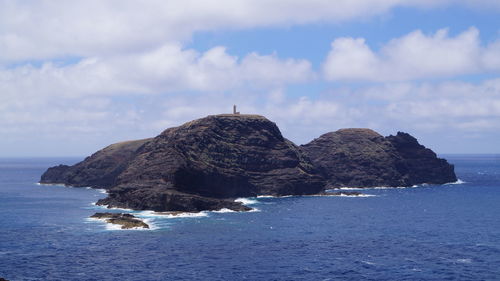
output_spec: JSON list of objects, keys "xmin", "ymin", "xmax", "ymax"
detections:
[
  {"xmin": 301, "ymin": 129, "xmax": 457, "ymax": 188},
  {"xmin": 90, "ymin": 212, "xmax": 149, "ymax": 229}
]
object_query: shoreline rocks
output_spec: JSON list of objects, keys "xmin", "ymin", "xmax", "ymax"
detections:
[{"xmin": 90, "ymin": 212, "xmax": 149, "ymax": 229}]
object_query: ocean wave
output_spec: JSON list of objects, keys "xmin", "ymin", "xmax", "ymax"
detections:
[
  {"xmin": 101, "ymin": 205, "xmax": 137, "ymax": 212},
  {"xmin": 445, "ymin": 179, "xmax": 466, "ymax": 185},
  {"xmin": 211, "ymin": 207, "xmax": 260, "ymax": 213},
  {"xmin": 338, "ymin": 194, "xmax": 376, "ymax": 197},
  {"xmin": 336, "ymin": 187, "xmax": 365, "ymax": 191},
  {"xmin": 37, "ymin": 182, "xmax": 107, "ymax": 192},
  {"xmin": 256, "ymin": 195, "xmax": 293, "ymax": 198},
  {"xmin": 311, "ymin": 193, "xmax": 377, "ymax": 198},
  {"xmin": 212, "ymin": 208, "xmax": 237, "ymax": 213},
  {"xmin": 36, "ymin": 182, "xmax": 67, "ymax": 187},
  {"xmin": 104, "ymin": 222, "xmax": 156, "ymax": 231},
  {"xmin": 337, "ymin": 184, "xmax": 426, "ymax": 190},
  {"xmin": 335, "ymin": 180, "xmax": 465, "ymax": 191},
  {"xmin": 139, "ymin": 211, "xmax": 210, "ymax": 219},
  {"xmin": 141, "ymin": 218, "xmax": 159, "ymax": 230},
  {"xmin": 235, "ymin": 198, "xmax": 259, "ymax": 205}
]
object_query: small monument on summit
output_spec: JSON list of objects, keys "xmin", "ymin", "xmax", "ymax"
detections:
[{"xmin": 233, "ymin": 105, "xmax": 240, "ymax": 115}]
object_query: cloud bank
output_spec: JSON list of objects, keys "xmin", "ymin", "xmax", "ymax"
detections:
[
  {"xmin": 1, "ymin": 0, "xmax": 499, "ymax": 62},
  {"xmin": 323, "ymin": 27, "xmax": 500, "ymax": 82},
  {"xmin": 1, "ymin": 1, "xmax": 500, "ymax": 155}
]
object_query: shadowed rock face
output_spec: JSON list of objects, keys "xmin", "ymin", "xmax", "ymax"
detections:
[
  {"xmin": 300, "ymin": 129, "xmax": 457, "ymax": 188},
  {"xmin": 40, "ymin": 139, "xmax": 151, "ymax": 188},
  {"xmin": 115, "ymin": 115, "xmax": 324, "ymax": 197},
  {"xmin": 41, "ymin": 114, "xmax": 324, "ymax": 212},
  {"xmin": 386, "ymin": 132, "xmax": 457, "ymax": 186}
]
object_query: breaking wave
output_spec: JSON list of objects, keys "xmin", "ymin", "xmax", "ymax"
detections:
[
  {"xmin": 445, "ymin": 179, "xmax": 466, "ymax": 185},
  {"xmin": 235, "ymin": 198, "xmax": 259, "ymax": 205}
]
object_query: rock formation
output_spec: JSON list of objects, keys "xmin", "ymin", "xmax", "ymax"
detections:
[
  {"xmin": 300, "ymin": 129, "xmax": 457, "ymax": 188},
  {"xmin": 40, "ymin": 138, "xmax": 151, "ymax": 188},
  {"xmin": 90, "ymin": 213, "xmax": 149, "ymax": 229},
  {"xmin": 40, "ymin": 115, "xmax": 457, "ymax": 213},
  {"xmin": 41, "ymin": 114, "xmax": 324, "ymax": 212}
]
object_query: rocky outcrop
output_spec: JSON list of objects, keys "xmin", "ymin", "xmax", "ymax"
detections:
[
  {"xmin": 41, "ymin": 115, "xmax": 457, "ymax": 213},
  {"xmin": 97, "ymin": 187, "xmax": 252, "ymax": 212},
  {"xmin": 386, "ymin": 132, "xmax": 457, "ymax": 186},
  {"xmin": 40, "ymin": 139, "xmax": 151, "ymax": 188},
  {"xmin": 90, "ymin": 212, "xmax": 149, "ymax": 229},
  {"xmin": 42, "ymin": 114, "xmax": 324, "ymax": 212},
  {"xmin": 300, "ymin": 129, "xmax": 457, "ymax": 188}
]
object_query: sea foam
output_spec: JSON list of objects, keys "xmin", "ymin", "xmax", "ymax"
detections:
[
  {"xmin": 235, "ymin": 198, "xmax": 259, "ymax": 205},
  {"xmin": 338, "ymin": 193, "xmax": 376, "ymax": 198},
  {"xmin": 138, "ymin": 210, "xmax": 210, "ymax": 219},
  {"xmin": 212, "ymin": 208, "xmax": 237, "ymax": 213},
  {"xmin": 36, "ymin": 182, "xmax": 67, "ymax": 187},
  {"xmin": 446, "ymin": 179, "xmax": 466, "ymax": 185}
]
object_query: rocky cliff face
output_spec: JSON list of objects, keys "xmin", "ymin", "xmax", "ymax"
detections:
[
  {"xmin": 40, "ymin": 138, "xmax": 150, "ymax": 189},
  {"xmin": 300, "ymin": 129, "xmax": 457, "ymax": 188},
  {"xmin": 386, "ymin": 132, "xmax": 457, "ymax": 186},
  {"xmin": 40, "ymin": 115, "xmax": 457, "ymax": 212},
  {"xmin": 41, "ymin": 114, "xmax": 324, "ymax": 212}
]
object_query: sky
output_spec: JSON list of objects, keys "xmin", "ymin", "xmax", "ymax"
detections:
[{"xmin": 1, "ymin": 0, "xmax": 500, "ymax": 157}]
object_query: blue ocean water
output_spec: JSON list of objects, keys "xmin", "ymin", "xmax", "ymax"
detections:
[{"xmin": 0, "ymin": 155, "xmax": 499, "ymax": 281}]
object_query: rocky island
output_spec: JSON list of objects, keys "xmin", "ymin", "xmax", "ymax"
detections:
[
  {"xmin": 40, "ymin": 114, "xmax": 457, "ymax": 215},
  {"xmin": 90, "ymin": 212, "xmax": 149, "ymax": 229}
]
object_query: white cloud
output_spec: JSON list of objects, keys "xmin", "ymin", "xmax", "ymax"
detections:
[
  {"xmin": 1, "ymin": 0, "xmax": 498, "ymax": 63},
  {"xmin": 382, "ymin": 79, "xmax": 500, "ymax": 122},
  {"xmin": 323, "ymin": 27, "xmax": 500, "ymax": 82},
  {"xmin": 2, "ymin": 75, "xmax": 500, "ymax": 155},
  {"xmin": 0, "ymin": 44, "xmax": 313, "ymax": 155},
  {"xmin": 1, "ymin": 1, "xmax": 500, "ymax": 156},
  {"xmin": 147, "ymin": 78, "xmax": 500, "ymax": 147},
  {"xmin": 0, "ymin": 44, "xmax": 313, "ymax": 100}
]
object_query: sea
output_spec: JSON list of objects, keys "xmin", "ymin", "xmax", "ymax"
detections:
[{"xmin": 0, "ymin": 155, "xmax": 499, "ymax": 281}]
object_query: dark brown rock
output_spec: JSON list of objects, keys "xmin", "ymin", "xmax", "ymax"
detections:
[
  {"xmin": 42, "ymin": 114, "xmax": 324, "ymax": 212},
  {"xmin": 41, "ymin": 115, "xmax": 457, "ymax": 212},
  {"xmin": 301, "ymin": 129, "xmax": 457, "ymax": 188},
  {"xmin": 90, "ymin": 212, "xmax": 149, "ymax": 229},
  {"xmin": 96, "ymin": 187, "xmax": 252, "ymax": 212},
  {"xmin": 40, "ymin": 139, "xmax": 151, "ymax": 188},
  {"xmin": 386, "ymin": 132, "xmax": 457, "ymax": 186}
]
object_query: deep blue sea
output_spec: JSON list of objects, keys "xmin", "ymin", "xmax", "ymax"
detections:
[{"xmin": 1, "ymin": 155, "xmax": 499, "ymax": 281}]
